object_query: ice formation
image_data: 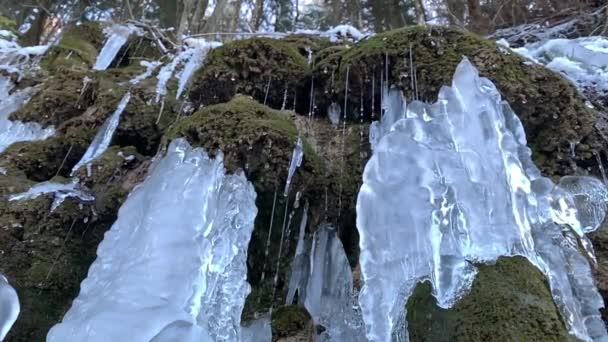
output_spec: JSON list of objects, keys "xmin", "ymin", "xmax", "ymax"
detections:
[
  {"xmin": 513, "ymin": 37, "xmax": 608, "ymax": 103},
  {"xmin": 156, "ymin": 39, "xmax": 220, "ymax": 102},
  {"xmin": 9, "ymin": 178, "xmax": 94, "ymax": 212},
  {"xmin": 130, "ymin": 60, "xmax": 162, "ymax": 85},
  {"xmin": 0, "ymin": 274, "xmax": 19, "ymax": 341},
  {"xmin": 70, "ymin": 93, "xmax": 131, "ymax": 175},
  {"xmin": 356, "ymin": 58, "xmax": 608, "ymax": 342},
  {"xmin": 94, "ymin": 24, "xmax": 141, "ymax": 71},
  {"xmin": 328, "ymin": 102, "xmax": 341, "ymax": 127},
  {"xmin": 285, "ymin": 202, "xmax": 310, "ymax": 305},
  {"xmin": 240, "ymin": 317, "xmax": 272, "ymax": 342},
  {"xmin": 304, "ymin": 224, "xmax": 365, "ymax": 342},
  {"xmin": 284, "ymin": 137, "xmax": 304, "ymax": 196},
  {"xmin": 47, "ymin": 138, "xmax": 258, "ymax": 342}
]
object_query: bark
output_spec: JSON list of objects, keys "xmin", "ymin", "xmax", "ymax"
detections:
[
  {"xmin": 467, "ymin": 0, "xmax": 488, "ymax": 33},
  {"xmin": 251, "ymin": 0, "xmax": 265, "ymax": 31},
  {"xmin": 190, "ymin": 0, "xmax": 209, "ymax": 34},
  {"xmin": 176, "ymin": 0, "xmax": 194, "ymax": 42}
]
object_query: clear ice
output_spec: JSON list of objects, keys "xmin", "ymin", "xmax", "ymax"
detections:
[
  {"xmin": 304, "ymin": 224, "xmax": 365, "ymax": 342},
  {"xmin": 356, "ymin": 57, "xmax": 608, "ymax": 342},
  {"xmin": 284, "ymin": 137, "xmax": 304, "ymax": 196},
  {"xmin": 47, "ymin": 138, "xmax": 258, "ymax": 342},
  {"xmin": 240, "ymin": 317, "xmax": 272, "ymax": 342},
  {"xmin": 94, "ymin": 24, "xmax": 141, "ymax": 71},
  {"xmin": 0, "ymin": 274, "xmax": 19, "ymax": 341},
  {"xmin": 8, "ymin": 178, "xmax": 94, "ymax": 212},
  {"xmin": 285, "ymin": 201, "xmax": 310, "ymax": 305},
  {"xmin": 70, "ymin": 93, "xmax": 131, "ymax": 175}
]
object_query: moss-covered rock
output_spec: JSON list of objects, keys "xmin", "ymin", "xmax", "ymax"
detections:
[
  {"xmin": 41, "ymin": 23, "xmax": 105, "ymax": 72},
  {"xmin": 0, "ymin": 15, "xmax": 18, "ymax": 35},
  {"xmin": 406, "ymin": 256, "xmax": 573, "ymax": 342},
  {"xmin": 316, "ymin": 25, "xmax": 603, "ymax": 178},
  {"xmin": 189, "ymin": 38, "xmax": 310, "ymax": 110},
  {"xmin": 271, "ymin": 305, "xmax": 313, "ymax": 341}
]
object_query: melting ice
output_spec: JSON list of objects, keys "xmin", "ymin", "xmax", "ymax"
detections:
[
  {"xmin": 357, "ymin": 58, "xmax": 608, "ymax": 342},
  {"xmin": 47, "ymin": 138, "xmax": 257, "ymax": 342},
  {"xmin": 0, "ymin": 274, "xmax": 19, "ymax": 341}
]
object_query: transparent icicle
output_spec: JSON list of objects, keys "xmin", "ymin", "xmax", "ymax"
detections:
[
  {"xmin": 285, "ymin": 201, "xmax": 309, "ymax": 305},
  {"xmin": 9, "ymin": 178, "xmax": 94, "ymax": 212},
  {"xmin": 71, "ymin": 93, "xmax": 131, "ymax": 175},
  {"xmin": 94, "ymin": 24, "xmax": 141, "ymax": 71},
  {"xmin": 284, "ymin": 137, "xmax": 304, "ymax": 197}
]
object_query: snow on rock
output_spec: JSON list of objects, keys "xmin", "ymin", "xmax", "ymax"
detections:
[
  {"xmin": 9, "ymin": 178, "xmax": 94, "ymax": 212},
  {"xmin": 94, "ymin": 24, "xmax": 142, "ymax": 71},
  {"xmin": 70, "ymin": 93, "xmax": 131, "ymax": 175},
  {"xmin": 47, "ymin": 138, "xmax": 257, "ymax": 342},
  {"xmin": 357, "ymin": 57, "xmax": 608, "ymax": 342},
  {"xmin": 513, "ymin": 36, "xmax": 608, "ymax": 104},
  {"xmin": 322, "ymin": 25, "xmax": 366, "ymax": 43},
  {"xmin": 0, "ymin": 274, "xmax": 19, "ymax": 341}
]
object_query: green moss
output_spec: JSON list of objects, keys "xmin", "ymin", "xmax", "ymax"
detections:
[
  {"xmin": 0, "ymin": 15, "xmax": 17, "ymax": 34},
  {"xmin": 41, "ymin": 22, "xmax": 104, "ymax": 72},
  {"xmin": 318, "ymin": 25, "xmax": 601, "ymax": 178},
  {"xmin": 271, "ymin": 305, "xmax": 312, "ymax": 341},
  {"xmin": 189, "ymin": 38, "xmax": 310, "ymax": 109},
  {"xmin": 406, "ymin": 256, "xmax": 574, "ymax": 342}
]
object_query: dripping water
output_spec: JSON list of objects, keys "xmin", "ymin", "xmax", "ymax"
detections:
[
  {"xmin": 259, "ymin": 189, "xmax": 279, "ymax": 284},
  {"xmin": 337, "ymin": 66, "xmax": 350, "ymax": 219}
]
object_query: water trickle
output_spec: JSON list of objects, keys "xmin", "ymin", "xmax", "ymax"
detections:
[{"xmin": 259, "ymin": 189, "xmax": 279, "ymax": 284}]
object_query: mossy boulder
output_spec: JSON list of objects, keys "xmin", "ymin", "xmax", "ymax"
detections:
[
  {"xmin": 271, "ymin": 305, "xmax": 313, "ymax": 341},
  {"xmin": 406, "ymin": 256, "xmax": 573, "ymax": 342},
  {"xmin": 316, "ymin": 25, "xmax": 604, "ymax": 178},
  {"xmin": 0, "ymin": 15, "xmax": 18, "ymax": 35},
  {"xmin": 41, "ymin": 23, "xmax": 105, "ymax": 72},
  {"xmin": 189, "ymin": 38, "xmax": 310, "ymax": 110}
]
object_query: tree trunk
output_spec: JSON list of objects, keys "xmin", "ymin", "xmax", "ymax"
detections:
[
  {"xmin": 176, "ymin": 0, "xmax": 194, "ymax": 42},
  {"xmin": 413, "ymin": 0, "xmax": 427, "ymax": 25},
  {"xmin": 467, "ymin": 0, "xmax": 487, "ymax": 33},
  {"xmin": 251, "ymin": 0, "xmax": 265, "ymax": 31},
  {"xmin": 190, "ymin": 0, "xmax": 209, "ymax": 34}
]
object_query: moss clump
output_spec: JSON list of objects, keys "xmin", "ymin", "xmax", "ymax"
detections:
[
  {"xmin": 271, "ymin": 305, "xmax": 312, "ymax": 341},
  {"xmin": 318, "ymin": 25, "xmax": 601, "ymax": 178},
  {"xmin": 406, "ymin": 256, "xmax": 572, "ymax": 342},
  {"xmin": 0, "ymin": 15, "xmax": 17, "ymax": 34},
  {"xmin": 189, "ymin": 38, "xmax": 310, "ymax": 110},
  {"xmin": 41, "ymin": 22, "xmax": 104, "ymax": 72}
]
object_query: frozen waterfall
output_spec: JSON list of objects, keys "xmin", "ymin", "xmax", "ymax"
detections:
[
  {"xmin": 356, "ymin": 58, "xmax": 608, "ymax": 342},
  {"xmin": 47, "ymin": 138, "xmax": 258, "ymax": 342}
]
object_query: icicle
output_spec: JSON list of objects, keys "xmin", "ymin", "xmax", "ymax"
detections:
[
  {"xmin": 9, "ymin": 178, "xmax": 94, "ymax": 212},
  {"xmin": 284, "ymin": 138, "xmax": 304, "ymax": 197},
  {"xmin": 328, "ymin": 102, "xmax": 341, "ymax": 127},
  {"xmin": 0, "ymin": 274, "xmax": 19, "ymax": 341},
  {"xmin": 175, "ymin": 40, "xmax": 220, "ymax": 98},
  {"xmin": 71, "ymin": 93, "xmax": 131, "ymax": 175},
  {"xmin": 47, "ymin": 139, "xmax": 258, "ymax": 342},
  {"xmin": 595, "ymin": 151, "xmax": 607, "ymax": 184},
  {"xmin": 281, "ymin": 87, "xmax": 288, "ymax": 111},
  {"xmin": 94, "ymin": 24, "xmax": 141, "ymax": 71},
  {"xmin": 270, "ymin": 197, "xmax": 291, "ymax": 313},
  {"xmin": 286, "ymin": 201, "xmax": 309, "ymax": 305},
  {"xmin": 304, "ymin": 224, "xmax": 365, "ymax": 341},
  {"xmin": 263, "ymin": 77, "xmax": 272, "ymax": 106}
]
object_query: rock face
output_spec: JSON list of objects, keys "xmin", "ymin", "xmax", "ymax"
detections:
[{"xmin": 0, "ymin": 21, "xmax": 606, "ymax": 342}]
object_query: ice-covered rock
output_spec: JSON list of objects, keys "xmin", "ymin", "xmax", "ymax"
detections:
[
  {"xmin": 9, "ymin": 178, "xmax": 94, "ymax": 212},
  {"xmin": 513, "ymin": 37, "xmax": 608, "ymax": 104},
  {"xmin": 70, "ymin": 93, "xmax": 131, "ymax": 175},
  {"xmin": 0, "ymin": 274, "xmax": 19, "ymax": 341},
  {"xmin": 47, "ymin": 138, "xmax": 257, "ymax": 342},
  {"xmin": 357, "ymin": 57, "xmax": 608, "ymax": 342},
  {"xmin": 94, "ymin": 24, "xmax": 142, "ymax": 71}
]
